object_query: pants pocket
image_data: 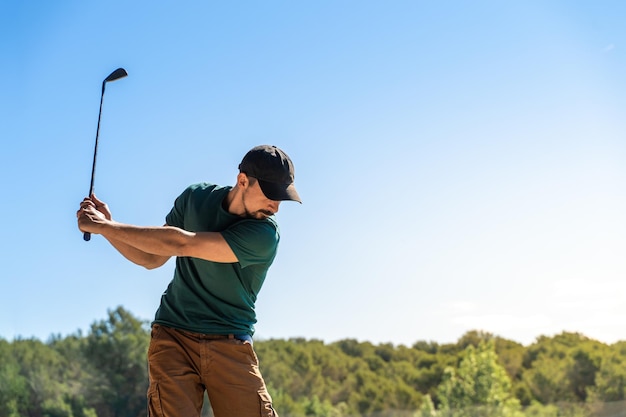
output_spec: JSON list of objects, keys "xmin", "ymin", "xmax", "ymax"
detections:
[
  {"xmin": 259, "ymin": 391, "xmax": 278, "ymax": 417},
  {"xmin": 147, "ymin": 324, "xmax": 163, "ymax": 356},
  {"xmin": 147, "ymin": 383, "xmax": 164, "ymax": 417}
]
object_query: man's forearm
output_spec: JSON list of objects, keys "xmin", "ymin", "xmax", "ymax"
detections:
[
  {"xmin": 104, "ymin": 236, "xmax": 170, "ymax": 270},
  {"xmin": 79, "ymin": 207, "xmax": 237, "ymax": 263},
  {"xmin": 101, "ymin": 221, "xmax": 192, "ymax": 258}
]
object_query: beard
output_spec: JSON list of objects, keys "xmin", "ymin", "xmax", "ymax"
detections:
[
  {"xmin": 246, "ymin": 209, "xmax": 272, "ymax": 219},
  {"xmin": 242, "ymin": 194, "xmax": 273, "ymax": 219}
]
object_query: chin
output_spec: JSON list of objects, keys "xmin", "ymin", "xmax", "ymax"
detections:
[
  {"xmin": 245, "ymin": 211, "xmax": 265, "ymax": 220},
  {"xmin": 255, "ymin": 211, "xmax": 273, "ymax": 220}
]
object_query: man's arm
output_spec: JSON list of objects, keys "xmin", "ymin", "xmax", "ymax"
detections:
[
  {"xmin": 78, "ymin": 203, "xmax": 238, "ymax": 263},
  {"xmin": 105, "ymin": 235, "xmax": 171, "ymax": 270},
  {"xmin": 78, "ymin": 195, "xmax": 170, "ymax": 269}
]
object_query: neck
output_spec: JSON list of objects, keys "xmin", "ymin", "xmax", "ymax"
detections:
[{"xmin": 224, "ymin": 186, "xmax": 245, "ymax": 217}]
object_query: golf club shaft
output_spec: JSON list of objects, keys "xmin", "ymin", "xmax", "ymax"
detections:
[
  {"xmin": 83, "ymin": 82, "xmax": 106, "ymax": 241},
  {"xmin": 83, "ymin": 68, "xmax": 127, "ymax": 242}
]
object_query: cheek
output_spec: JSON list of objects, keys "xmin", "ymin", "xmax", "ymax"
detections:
[{"xmin": 246, "ymin": 191, "xmax": 266, "ymax": 208}]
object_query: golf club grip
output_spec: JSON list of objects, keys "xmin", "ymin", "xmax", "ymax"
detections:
[{"xmin": 83, "ymin": 232, "xmax": 91, "ymax": 241}]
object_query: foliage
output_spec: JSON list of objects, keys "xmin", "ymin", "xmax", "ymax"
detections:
[
  {"xmin": 435, "ymin": 340, "xmax": 522, "ymax": 417},
  {"xmin": 1, "ymin": 308, "xmax": 625, "ymax": 417},
  {"xmin": 82, "ymin": 306, "xmax": 150, "ymax": 417},
  {"xmin": 522, "ymin": 333, "xmax": 605, "ymax": 403},
  {"xmin": 0, "ymin": 336, "xmax": 96, "ymax": 417}
]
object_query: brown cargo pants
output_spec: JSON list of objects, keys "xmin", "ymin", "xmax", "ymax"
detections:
[{"xmin": 147, "ymin": 324, "xmax": 278, "ymax": 417}]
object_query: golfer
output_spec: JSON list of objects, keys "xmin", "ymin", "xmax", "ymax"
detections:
[{"xmin": 77, "ymin": 145, "xmax": 301, "ymax": 417}]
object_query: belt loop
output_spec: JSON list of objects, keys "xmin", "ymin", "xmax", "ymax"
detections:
[{"xmin": 228, "ymin": 334, "xmax": 234, "ymax": 339}]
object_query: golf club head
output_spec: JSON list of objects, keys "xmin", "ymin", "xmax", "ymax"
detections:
[{"xmin": 105, "ymin": 68, "xmax": 128, "ymax": 82}]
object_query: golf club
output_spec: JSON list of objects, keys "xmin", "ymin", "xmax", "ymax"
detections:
[{"xmin": 84, "ymin": 67, "xmax": 128, "ymax": 241}]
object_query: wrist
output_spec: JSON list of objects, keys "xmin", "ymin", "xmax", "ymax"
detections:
[{"xmin": 97, "ymin": 218, "xmax": 115, "ymax": 236}]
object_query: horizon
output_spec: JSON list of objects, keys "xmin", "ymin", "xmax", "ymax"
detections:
[{"xmin": 5, "ymin": 304, "xmax": 625, "ymax": 349}]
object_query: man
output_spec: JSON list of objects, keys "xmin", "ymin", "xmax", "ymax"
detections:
[{"xmin": 77, "ymin": 145, "xmax": 301, "ymax": 417}]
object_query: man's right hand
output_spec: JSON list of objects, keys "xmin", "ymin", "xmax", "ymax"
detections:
[
  {"xmin": 77, "ymin": 199, "xmax": 109, "ymax": 235},
  {"xmin": 89, "ymin": 194, "xmax": 112, "ymax": 220}
]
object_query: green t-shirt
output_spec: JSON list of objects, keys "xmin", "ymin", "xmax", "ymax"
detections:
[{"xmin": 152, "ymin": 183, "xmax": 280, "ymax": 336}]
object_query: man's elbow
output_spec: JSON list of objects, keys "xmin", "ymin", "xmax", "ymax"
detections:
[{"xmin": 142, "ymin": 255, "xmax": 170, "ymax": 270}]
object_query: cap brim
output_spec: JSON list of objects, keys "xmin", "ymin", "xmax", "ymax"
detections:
[{"xmin": 258, "ymin": 180, "xmax": 302, "ymax": 203}]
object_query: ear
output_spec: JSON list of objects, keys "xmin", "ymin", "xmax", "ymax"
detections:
[{"xmin": 237, "ymin": 172, "xmax": 250, "ymax": 188}]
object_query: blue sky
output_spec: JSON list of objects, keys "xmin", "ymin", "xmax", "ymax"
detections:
[{"xmin": 1, "ymin": 1, "xmax": 625, "ymax": 347}]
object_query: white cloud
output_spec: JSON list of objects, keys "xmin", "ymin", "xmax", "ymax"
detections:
[{"xmin": 441, "ymin": 278, "xmax": 626, "ymax": 344}]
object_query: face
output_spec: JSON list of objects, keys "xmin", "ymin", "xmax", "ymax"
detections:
[{"xmin": 241, "ymin": 178, "xmax": 281, "ymax": 219}]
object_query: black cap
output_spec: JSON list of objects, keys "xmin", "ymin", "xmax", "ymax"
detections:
[{"xmin": 238, "ymin": 145, "xmax": 301, "ymax": 203}]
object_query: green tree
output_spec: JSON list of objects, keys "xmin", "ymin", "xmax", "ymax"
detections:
[
  {"xmin": 7, "ymin": 337, "xmax": 95, "ymax": 417},
  {"xmin": 0, "ymin": 338, "xmax": 28, "ymax": 417},
  {"xmin": 522, "ymin": 332, "xmax": 606, "ymax": 403},
  {"xmin": 587, "ymin": 343, "xmax": 626, "ymax": 402},
  {"xmin": 567, "ymin": 349, "xmax": 599, "ymax": 401},
  {"xmin": 82, "ymin": 306, "xmax": 150, "ymax": 417},
  {"xmin": 437, "ymin": 340, "xmax": 521, "ymax": 417},
  {"xmin": 416, "ymin": 394, "xmax": 437, "ymax": 417}
]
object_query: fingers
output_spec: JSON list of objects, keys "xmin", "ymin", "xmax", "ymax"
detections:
[
  {"xmin": 76, "ymin": 207, "xmax": 92, "ymax": 221},
  {"xmin": 80, "ymin": 195, "xmax": 106, "ymax": 208},
  {"xmin": 77, "ymin": 205, "xmax": 104, "ymax": 234},
  {"xmin": 77, "ymin": 195, "xmax": 110, "ymax": 234},
  {"xmin": 77, "ymin": 198, "xmax": 94, "ymax": 216},
  {"xmin": 77, "ymin": 206, "xmax": 91, "ymax": 232},
  {"xmin": 77, "ymin": 197, "xmax": 101, "ymax": 236},
  {"xmin": 88, "ymin": 194, "xmax": 113, "ymax": 220},
  {"xmin": 77, "ymin": 214, "xmax": 96, "ymax": 234},
  {"xmin": 90, "ymin": 193, "xmax": 106, "ymax": 207},
  {"xmin": 81, "ymin": 198, "xmax": 95, "ymax": 209}
]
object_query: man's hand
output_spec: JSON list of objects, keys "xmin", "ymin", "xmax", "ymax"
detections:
[
  {"xmin": 90, "ymin": 194, "xmax": 112, "ymax": 220},
  {"xmin": 77, "ymin": 195, "xmax": 110, "ymax": 234}
]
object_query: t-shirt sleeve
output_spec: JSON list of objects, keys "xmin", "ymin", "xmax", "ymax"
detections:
[
  {"xmin": 221, "ymin": 220, "xmax": 279, "ymax": 268},
  {"xmin": 165, "ymin": 186, "xmax": 193, "ymax": 227}
]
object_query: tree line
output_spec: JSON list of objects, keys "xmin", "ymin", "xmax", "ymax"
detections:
[{"xmin": 1, "ymin": 306, "xmax": 624, "ymax": 417}]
